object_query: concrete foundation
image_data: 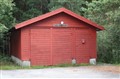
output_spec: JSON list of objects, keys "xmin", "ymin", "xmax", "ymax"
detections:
[
  {"xmin": 11, "ymin": 56, "xmax": 31, "ymax": 67},
  {"xmin": 71, "ymin": 58, "xmax": 76, "ymax": 65},
  {"xmin": 89, "ymin": 58, "xmax": 96, "ymax": 65}
]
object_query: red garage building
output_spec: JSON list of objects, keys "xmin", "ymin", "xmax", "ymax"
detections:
[{"xmin": 10, "ymin": 8, "xmax": 104, "ymax": 66}]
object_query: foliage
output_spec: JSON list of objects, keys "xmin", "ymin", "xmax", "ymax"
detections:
[
  {"xmin": 48, "ymin": 0, "xmax": 91, "ymax": 15},
  {"xmin": 0, "ymin": 53, "xmax": 12, "ymax": 63},
  {"xmin": 13, "ymin": 0, "xmax": 50, "ymax": 22},
  {"xmin": 84, "ymin": 0, "xmax": 120, "ymax": 63},
  {"xmin": 0, "ymin": 0, "xmax": 15, "ymax": 53},
  {"xmin": 0, "ymin": 0, "xmax": 15, "ymax": 29}
]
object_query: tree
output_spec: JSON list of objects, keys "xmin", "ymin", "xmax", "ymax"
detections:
[
  {"xmin": 13, "ymin": 0, "xmax": 50, "ymax": 22},
  {"xmin": 48, "ymin": 0, "xmax": 92, "ymax": 15},
  {"xmin": 84, "ymin": 0, "xmax": 120, "ymax": 63},
  {"xmin": 0, "ymin": 0, "xmax": 15, "ymax": 29},
  {"xmin": 0, "ymin": 0, "xmax": 15, "ymax": 53}
]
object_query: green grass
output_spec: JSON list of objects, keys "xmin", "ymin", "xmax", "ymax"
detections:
[
  {"xmin": 1, "ymin": 62, "xmax": 120, "ymax": 70},
  {"xmin": 1, "ymin": 60, "xmax": 120, "ymax": 70},
  {"xmin": 54, "ymin": 63, "xmax": 90, "ymax": 67},
  {"xmin": 1, "ymin": 61, "xmax": 90, "ymax": 70},
  {"xmin": 1, "ymin": 63, "xmax": 90, "ymax": 70}
]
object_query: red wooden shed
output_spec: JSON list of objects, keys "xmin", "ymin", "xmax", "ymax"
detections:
[{"xmin": 10, "ymin": 8, "xmax": 104, "ymax": 66}]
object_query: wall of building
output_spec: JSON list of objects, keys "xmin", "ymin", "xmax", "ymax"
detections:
[{"xmin": 10, "ymin": 29, "xmax": 21, "ymax": 59}]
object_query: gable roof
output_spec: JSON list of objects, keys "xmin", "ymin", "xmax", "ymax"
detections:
[{"xmin": 15, "ymin": 7, "xmax": 104, "ymax": 30}]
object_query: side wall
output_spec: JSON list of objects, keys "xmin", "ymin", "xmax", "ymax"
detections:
[{"xmin": 10, "ymin": 29, "xmax": 21, "ymax": 59}]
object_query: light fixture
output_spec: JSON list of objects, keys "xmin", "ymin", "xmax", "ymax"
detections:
[{"xmin": 61, "ymin": 21, "xmax": 64, "ymax": 24}]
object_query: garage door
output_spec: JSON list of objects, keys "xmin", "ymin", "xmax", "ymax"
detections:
[{"xmin": 30, "ymin": 28, "xmax": 73, "ymax": 66}]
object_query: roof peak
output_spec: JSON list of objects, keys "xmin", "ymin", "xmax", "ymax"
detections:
[{"xmin": 15, "ymin": 7, "xmax": 104, "ymax": 30}]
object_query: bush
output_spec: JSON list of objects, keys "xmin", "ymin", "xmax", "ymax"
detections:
[{"xmin": 0, "ymin": 53, "xmax": 12, "ymax": 65}]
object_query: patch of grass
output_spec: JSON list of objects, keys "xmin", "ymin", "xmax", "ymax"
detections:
[
  {"xmin": 55, "ymin": 63, "xmax": 90, "ymax": 67},
  {"xmin": 30, "ymin": 63, "xmax": 90, "ymax": 69},
  {"xmin": 1, "ymin": 63, "xmax": 91, "ymax": 70},
  {"xmin": 1, "ymin": 65, "xmax": 20, "ymax": 70},
  {"xmin": 31, "ymin": 66, "xmax": 52, "ymax": 69}
]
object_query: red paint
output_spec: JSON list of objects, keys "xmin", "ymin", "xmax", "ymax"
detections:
[
  {"xmin": 10, "ymin": 29, "xmax": 21, "ymax": 59},
  {"xmin": 10, "ymin": 8, "xmax": 104, "ymax": 66}
]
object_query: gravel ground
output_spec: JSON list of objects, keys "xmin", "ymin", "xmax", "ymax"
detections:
[
  {"xmin": 87, "ymin": 65, "xmax": 120, "ymax": 74},
  {"xmin": 0, "ymin": 66, "xmax": 120, "ymax": 78}
]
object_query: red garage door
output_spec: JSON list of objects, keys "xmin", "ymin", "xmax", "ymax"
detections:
[{"xmin": 30, "ymin": 28, "xmax": 73, "ymax": 66}]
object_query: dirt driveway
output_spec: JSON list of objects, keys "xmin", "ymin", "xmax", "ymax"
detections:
[{"xmin": 1, "ymin": 66, "xmax": 120, "ymax": 78}]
